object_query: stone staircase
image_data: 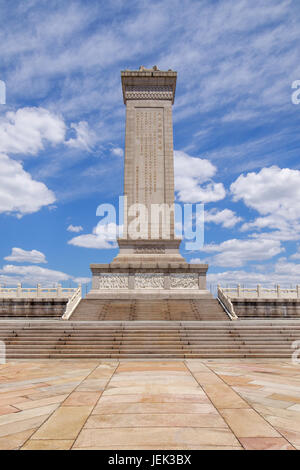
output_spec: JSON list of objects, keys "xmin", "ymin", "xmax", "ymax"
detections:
[
  {"xmin": 69, "ymin": 299, "xmax": 229, "ymax": 321},
  {"xmin": 0, "ymin": 320, "xmax": 299, "ymax": 359}
]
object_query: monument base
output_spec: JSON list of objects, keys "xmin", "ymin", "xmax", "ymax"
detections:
[{"xmin": 88, "ymin": 261, "xmax": 211, "ymax": 300}]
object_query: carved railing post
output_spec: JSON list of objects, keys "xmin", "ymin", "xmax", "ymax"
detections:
[
  {"xmin": 57, "ymin": 284, "xmax": 62, "ymax": 297},
  {"xmin": 257, "ymin": 284, "xmax": 261, "ymax": 298},
  {"xmin": 277, "ymin": 284, "xmax": 281, "ymax": 298},
  {"xmin": 17, "ymin": 283, "xmax": 22, "ymax": 298}
]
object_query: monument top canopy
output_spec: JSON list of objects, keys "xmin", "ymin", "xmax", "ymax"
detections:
[{"xmin": 121, "ymin": 66, "xmax": 177, "ymax": 104}]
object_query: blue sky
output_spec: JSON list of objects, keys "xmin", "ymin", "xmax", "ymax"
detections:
[{"xmin": 1, "ymin": 0, "xmax": 300, "ymax": 288}]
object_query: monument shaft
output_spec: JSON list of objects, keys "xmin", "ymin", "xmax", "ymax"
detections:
[{"xmin": 121, "ymin": 67, "xmax": 177, "ymax": 240}]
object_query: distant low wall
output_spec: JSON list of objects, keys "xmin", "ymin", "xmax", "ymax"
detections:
[
  {"xmin": 232, "ymin": 299, "xmax": 300, "ymax": 319},
  {"xmin": 0, "ymin": 299, "xmax": 68, "ymax": 318}
]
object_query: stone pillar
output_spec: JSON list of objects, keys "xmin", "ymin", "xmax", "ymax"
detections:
[{"xmin": 120, "ymin": 67, "xmax": 177, "ymax": 246}]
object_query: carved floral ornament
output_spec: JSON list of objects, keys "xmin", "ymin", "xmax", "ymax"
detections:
[
  {"xmin": 125, "ymin": 86, "xmax": 173, "ymax": 101},
  {"xmin": 97, "ymin": 273, "xmax": 199, "ymax": 289}
]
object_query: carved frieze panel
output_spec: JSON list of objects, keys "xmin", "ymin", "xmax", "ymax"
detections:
[
  {"xmin": 98, "ymin": 274, "xmax": 128, "ymax": 289},
  {"xmin": 170, "ymin": 274, "xmax": 198, "ymax": 289},
  {"xmin": 135, "ymin": 273, "xmax": 164, "ymax": 289},
  {"xmin": 125, "ymin": 86, "xmax": 173, "ymax": 101}
]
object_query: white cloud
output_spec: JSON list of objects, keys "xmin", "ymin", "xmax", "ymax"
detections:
[
  {"xmin": 68, "ymin": 222, "xmax": 120, "ymax": 249},
  {"xmin": 231, "ymin": 166, "xmax": 300, "ymax": 219},
  {"xmin": 0, "ymin": 107, "xmax": 66, "ymax": 155},
  {"xmin": 199, "ymin": 237, "xmax": 283, "ymax": 267},
  {"xmin": 207, "ymin": 268, "xmax": 300, "ymax": 287},
  {"xmin": 65, "ymin": 121, "xmax": 95, "ymax": 151},
  {"xmin": 290, "ymin": 247, "xmax": 300, "ymax": 260},
  {"xmin": 67, "ymin": 224, "xmax": 83, "ymax": 233},
  {"xmin": 73, "ymin": 277, "xmax": 91, "ymax": 285},
  {"xmin": 232, "ymin": 166, "xmax": 300, "ymax": 242},
  {"xmin": 0, "ymin": 264, "xmax": 70, "ymax": 285},
  {"xmin": 0, "ymin": 153, "xmax": 56, "ymax": 216},
  {"xmin": 189, "ymin": 258, "xmax": 207, "ymax": 264},
  {"xmin": 4, "ymin": 248, "xmax": 47, "ymax": 264},
  {"xmin": 174, "ymin": 151, "xmax": 225, "ymax": 203},
  {"xmin": 111, "ymin": 147, "xmax": 124, "ymax": 157},
  {"xmin": 205, "ymin": 209, "xmax": 242, "ymax": 228}
]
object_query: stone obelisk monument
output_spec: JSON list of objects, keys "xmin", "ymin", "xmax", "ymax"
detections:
[{"xmin": 88, "ymin": 66, "xmax": 209, "ymax": 299}]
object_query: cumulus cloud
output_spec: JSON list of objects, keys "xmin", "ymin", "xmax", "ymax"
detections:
[
  {"xmin": 4, "ymin": 248, "xmax": 47, "ymax": 264},
  {"xmin": 231, "ymin": 166, "xmax": 300, "ymax": 219},
  {"xmin": 0, "ymin": 153, "xmax": 56, "ymax": 216},
  {"xmin": 67, "ymin": 224, "xmax": 83, "ymax": 233},
  {"xmin": 205, "ymin": 209, "xmax": 242, "ymax": 228},
  {"xmin": 208, "ymin": 257, "xmax": 300, "ymax": 287},
  {"xmin": 68, "ymin": 222, "xmax": 120, "ymax": 249},
  {"xmin": 65, "ymin": 121, "xmax": 95, "ymax": 150},
  {"xmin": 174, "ymin": 151, "xmax": 225, "ymax": 203},
  {"xmin": 232, "ymin": 166, "xmax": 300, "ymax": 242},
  {"xmin": 199, "ymin": 237, "xmax": 283, "ymax": 267},
  {"xmin": 0, "ymin": 264, "xmax": 70, "ymax": 285},
  {"xmin": 0, "ymin": 107, "xmax": 66, "ymax": 155}
]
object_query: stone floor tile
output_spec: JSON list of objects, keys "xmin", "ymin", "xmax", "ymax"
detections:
[
  {"xmin": 0, "ymin": 405, "xmax": 18, "ymax": 416},
  {"xmin": 202, "ymin": 383, "xmax": 249, "ymax": 409},
  {"xmin": 15, "ymin": 394, "xmax": 68, "ymax": 410},
  {"xmin": 220, "ymin": 409, "xmax": 281, "ymax": 438},
  {"xmin": 76, "ymin": 379, "xmax": 110, "ymax": 392},
  {"xmin": 32, "ymin": 406, "xmax": 93, "ymax": 440},
  {"xmin": 63, "ymin": 392, "xmax": 101, "ymax": 407},
  {"xmin": 0, "ymin": 415, "xmax": 50, "ymax": 439},
  {"xmin": 103, "ymin": 385, "xmax": 200, "ymax": 396},
  {"xmin": 117, "ymin": 362, "xmax": 186, "ymax": 372},
  {"xmin": 21, "ymin": 439, "xmax": 73, "ymax": 450},
  {"xmin": 85, "ymin": 412, "xmax": 227, "ymax": 429},
  {"xmin": 219, "ymin": 375, "xmax": 253, "ymax": 386},
  {"xmin": 0, "ymin": 429, "xmax": 35, "ymax": 450},
  {"xmin": 98, "ymin": 393, "xmax": 209, "ymax": 404},
  {"xmin": 74, "ymin": 427, "xmax": 240, "ymax": 448},
  {"xmin": 0, "ymin": 403, "xmax": 59, "ymax": 426},
  {"xmin": 92, "ymin": 402, "xmax": 215, "ymax": 415},
  {"xmin": 239, "ymin": 437, "xmax": 295, "ymax": 450}
]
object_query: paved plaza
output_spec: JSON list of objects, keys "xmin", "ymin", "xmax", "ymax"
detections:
[{"xmin": 0, "ymin": 359, "xmax": 299, "ymax": 450}]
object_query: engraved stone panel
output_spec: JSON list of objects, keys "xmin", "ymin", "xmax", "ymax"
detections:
[
  {"xmin": 98, "ymin": 274, "xmax": 128, "ymax": 289},
  {"xmin": 125, "ymin": 86, "xmax": 173, "ymax": 101},
  {"xmin": 135, "ymin": 273, "xmax": 164, "ymax": 289},
  {"xmin": 134, "ymin": 246, "xmax": 165, "ymax": 254},
  {"xmin": 135, "ymin": 108, "xmax": 164, "ymax": 207},
  {"xmin": 170, "ymin": 274, "xmax": 199, "ymax": 289}
]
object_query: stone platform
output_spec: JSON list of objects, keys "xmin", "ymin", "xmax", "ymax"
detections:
[
  {"xmin": 0, "ymin": 359, "xmax": 299, "ymax": 450},
  {"xmin": 1, "ymin": 319, "xmax": 300, "ymax": 359},
  {"xmin": 70, "ymin": 298, "xmax": 228, "ymax": 321},
  {"xmin": 88, "ymin": 262, "xmax": 209, "ymax": 300}
]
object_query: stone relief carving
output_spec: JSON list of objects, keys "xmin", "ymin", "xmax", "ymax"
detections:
[
  {"xmin": 98, "ymin": 274, "xmax": 128, "ymax": 289},
  {"xmin": 134, "ymin": 246, "xmax": 165, "ymax": 254},
  {"xmin": 135, "ymin": 273, "xmax": 164, "ymax": 289},
  {"xmin": 125, "ymin": 86, "xmax": 173, "ymax": 101},
  {"xmin": 170, "ymin": 274, "xmax": 199, "ymax": 289}
]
